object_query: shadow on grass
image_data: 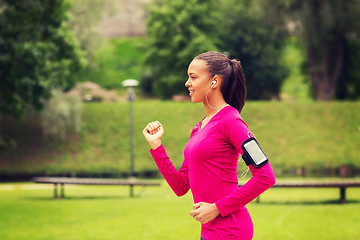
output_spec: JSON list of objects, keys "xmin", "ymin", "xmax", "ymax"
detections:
[{"xmin": 256, "ymin": 199, "xmax": 360, "ymax": 205}]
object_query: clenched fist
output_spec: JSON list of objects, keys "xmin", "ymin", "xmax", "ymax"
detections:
[{"xmin": 142, "ymin": 120, "xmax": 164, "ymax": 149}]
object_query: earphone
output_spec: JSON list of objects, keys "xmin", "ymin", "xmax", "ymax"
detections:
[
  {"xmin": 206, "ymin": 79, "xmax": 227, "ymax": 110},
  {"xmin": 211, "ymin": 80, "xmax": 216, "ymax": 88}
]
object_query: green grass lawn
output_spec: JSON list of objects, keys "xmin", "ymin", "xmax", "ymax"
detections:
[
  {"xmin": 1, "ymin": 101, "xmax": 359, "ymax": 178},
  {"xmin": 0, "ymin": 181, "xmax": 360, "ymax": 240}
]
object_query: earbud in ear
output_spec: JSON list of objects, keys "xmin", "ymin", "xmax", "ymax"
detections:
[{"xmin": 211, "ymin": 80, "xmax": 216, "ymax": 87}]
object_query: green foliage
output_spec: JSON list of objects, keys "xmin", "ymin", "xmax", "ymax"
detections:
[
  {"xmin": 40, "ymin": 89, "xmax": 82, "ymax": 141},
  {"xmin": 218, "ymin": 0, "xmax": 289, "ymax": 100},
  {"xmin": 142, "ymin": 0, "xmax": 218, "ymax": 98},
  {"xmin": 142, "ymin": 0, "xmax": 289, "ymax": 99},
  {"xmin": 336, "ymin": 38, "xmax": 360, "ymax": 100},
  {"xmin": 66, "ymin": 0, "xmax": 111, "ymax": 62},
  {"xmin": 271, "ymin": 0, "xmax": 360, "ymax": 100},
  {"xmin": 75, "ymin": 38, "xmax": 144, "ymax": 89},
  {"xmin": 280, "ymin": 37, "xmax": 311, "ymax": 102},
  {"xmin": 0, "ymin": 0, "xmax": 87, "ymax": 119}
]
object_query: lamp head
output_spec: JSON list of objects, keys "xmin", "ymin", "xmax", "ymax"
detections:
[{"xmin": 122, "ymin": 79, "xmax": 139, "ymax": 87}]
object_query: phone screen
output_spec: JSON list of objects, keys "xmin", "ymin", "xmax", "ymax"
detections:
[{"xmin": 243, "ymin": 140, "xmax": 267, "ymax": 165}]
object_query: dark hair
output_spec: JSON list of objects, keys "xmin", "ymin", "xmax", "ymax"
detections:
[{"xmin": 194, "ymin": 51, "xmax": 247, "ymax": 113}]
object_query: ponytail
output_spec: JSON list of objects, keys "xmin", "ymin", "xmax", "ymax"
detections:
[
  {"xmin": 195, "ymin": 51, "xmax": 247, "ymax": 113},
  {"xmin": 224, "ymin": 59, "xmax": 246, "ymax": 113}
]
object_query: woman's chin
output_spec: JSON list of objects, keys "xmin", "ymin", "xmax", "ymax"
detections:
[{"xmin": 190, "ymin": 97, "xmax": 200, "ymax": 103}]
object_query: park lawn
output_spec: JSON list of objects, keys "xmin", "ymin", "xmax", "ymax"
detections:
[
  {"xmin": 1, "ymin": 100, "xmax": 359, "ymax": 178},
  {"xmin": 0, "ymin": 181, "xmax": 359, "ymax": 240}
]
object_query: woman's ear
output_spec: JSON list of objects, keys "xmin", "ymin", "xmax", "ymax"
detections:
[{"xmin": 212, "ymin": 75, "xmax": 221, "ymax": 88}]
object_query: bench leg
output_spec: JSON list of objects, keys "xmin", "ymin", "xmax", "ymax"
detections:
[
  {"xmin": 340, "ymin": 187, "xmax": 346, "ymax": 204},
  {"xmin": 130, "ymin": 185, "xmax": 134, "ymax": 197},
  {"xmin": 54, "ymin": 183, "xmax": 58, "ymax": 198},
  {"xmin": 60, "ymin": 183, "xmax": 65, "ymax": 198}
]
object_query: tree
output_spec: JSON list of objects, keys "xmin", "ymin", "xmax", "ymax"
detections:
[
  {"xmin": 271, "ymin": 0, "xmax": 360, "ymax": 100},
  {"xmin": 142, "ymin": 0, "xmax": 218, "ymax": 98},
  {"xmin": 336, "ymin": 36, "xmax": 360, "ymax": 100},
  {"xmin": 217, "ymin": 0, "xmax": 289, "ymax": 100},
  {"xmin": 66, "ymin": 0, "xmax": 111, "ymax": 62},
  {"xmin": 0, "ymin": 0, "xmax": 86, "ymax": 119}
]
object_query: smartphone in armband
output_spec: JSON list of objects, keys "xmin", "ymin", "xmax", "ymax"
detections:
[{"xmin": 241, "ymin": 137, "xmax": 268, "ymax": 168}]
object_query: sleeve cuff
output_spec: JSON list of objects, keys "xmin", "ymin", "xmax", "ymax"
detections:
[
  {"xmin": 150, "ymin": 144, "xmax": 164, "ymax": 153},
  {"xmin": 215, "ymin": 201, "xmax": 228, "ymax": 217}
]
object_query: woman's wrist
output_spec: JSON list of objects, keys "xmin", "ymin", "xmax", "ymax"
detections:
[{"xmin": 150, "ymin": 140, "xmax": 162, "ymax": 150}]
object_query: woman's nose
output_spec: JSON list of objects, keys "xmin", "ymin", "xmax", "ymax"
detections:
[{"xmin": 185, "ymin": 79, "xmax": 190, "ymax": 87}]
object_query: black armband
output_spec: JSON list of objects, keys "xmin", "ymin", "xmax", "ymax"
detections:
[{"xmin": 241, "ymin": 137, "xmax": 268, "ymax": 168}]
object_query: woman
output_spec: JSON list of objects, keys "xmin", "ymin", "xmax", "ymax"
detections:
[{"xmin": 142, "ymin": 51, "xmax": 275, "ymax": 240}]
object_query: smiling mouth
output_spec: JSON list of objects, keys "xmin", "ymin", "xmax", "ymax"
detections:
[{"xmin": 189, "ymin": 90, "xmax": 194, "ymax": 96}]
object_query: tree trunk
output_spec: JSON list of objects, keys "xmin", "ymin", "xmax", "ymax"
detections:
[
  {"xmin": 300, "ymin": 0, "xmax": 347, "ymax": 101},
  {"xmin": 307, "ymin": 37, "xmax": 345, "ymax": 101},
  {"xmin": 311, "ymin": 74, "xmax": 336, "ymax": 100}
]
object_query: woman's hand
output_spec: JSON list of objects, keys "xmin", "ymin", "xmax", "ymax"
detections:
[
  {"xmin": 142, "ymin": 120, "xmax": 164, "ymax": 149},
  {"xmin": 190, "ymin": 202, "xmax": 220, "ymax": 224}
]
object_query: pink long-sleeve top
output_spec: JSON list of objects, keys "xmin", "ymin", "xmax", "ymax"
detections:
[{"xmin": 150, "ymin": 106, "xmax": 275, "ymax": 240}]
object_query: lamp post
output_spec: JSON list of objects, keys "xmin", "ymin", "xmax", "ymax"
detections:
[{"xmin": 122, "ymin": 79, "xmax": 139, "ymax": 181}]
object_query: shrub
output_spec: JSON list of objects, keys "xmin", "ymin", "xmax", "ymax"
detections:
[{"xmin": 41, "ymin": 89, "xmax": 82, "ymax": 140}]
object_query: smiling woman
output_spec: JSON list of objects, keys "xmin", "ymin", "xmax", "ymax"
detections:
[
  {"xmin": 189, "ymin": 51, "xmax": 247, "ymax": 113},
  {"xmin": 142, "ymin": 51, "xmax": 275, "ymax": 240}
]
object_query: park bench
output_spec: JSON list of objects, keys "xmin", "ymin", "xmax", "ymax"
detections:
[
  {"xmin": 243, "ymin": 179, "xmax": 360, "ymax": 204},
  {"xmin": 33, "ymin": 177, "xmax": 360, "ymax": 203},
  {"xmin": 32, "ymin": 177, "xmax": 161, "ymax": 198}
]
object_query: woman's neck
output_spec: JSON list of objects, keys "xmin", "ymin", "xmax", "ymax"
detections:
[
  {"xmin": 200, "ymin": 103, "xmax": 228, "ymax": 130},
  {"xmin": 203, "ymin": 87, "xmax": 228, "ymax": 117},
  {"xmin": 203, "ymin": 102, "xmax": 228, "ymax": 118}
]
